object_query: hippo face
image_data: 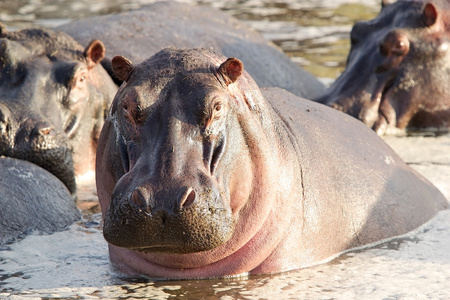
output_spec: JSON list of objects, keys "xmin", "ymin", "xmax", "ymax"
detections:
[
  {"xmin": 100, "ymin": 49, "xmax": 257, "ymax": 254},
  {"xmin": 0, "ymin": 25, "xmax": 116, "ymax": 193},
  {"xmin": 316, "ymin": 0, "xmax": 450, "ymax": 134}
]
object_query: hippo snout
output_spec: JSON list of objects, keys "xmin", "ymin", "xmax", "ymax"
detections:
[
  {"xmin": 104, "ymin": 178, "xmax": 234, "ymax": 254},
  {"xmin": 0, "ymin": 110, "xmax": 76, "ymax": 194}
]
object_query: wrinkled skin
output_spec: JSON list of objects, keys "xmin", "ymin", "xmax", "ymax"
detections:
[
  {"xmin": 57, "ymin": 1, "xmax": 325, "ymax": 100},
  {"xmin": 0, "ymin": 24, "xmax": 117, "ymax": 193},
  {"xmin": 316, "ymin": 0, "xmax": 450, "ymax": 135},
  {"xmin": 96, "ymin": 48, "xmax": 447, "ymax": 279}
]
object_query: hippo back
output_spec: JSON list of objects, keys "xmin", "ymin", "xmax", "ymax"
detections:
[
  {"xmin": 0, "ymin": 157, "xmax": 80, "ymax": 245},
  {"xmin": 263, "ymin": 87, "xmax": 447, "ymax": 261},
  {"xmin": 57, "ymin": 1, "xmax": 325, "ymax": 100}
]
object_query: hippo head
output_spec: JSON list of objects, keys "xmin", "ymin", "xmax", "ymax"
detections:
[
  {"xmin": 98, "ymin": 48, "xmax": 263, "ymax": 254},
  {"xmin": 316, "ymin": 0, "xmax": 450, "ymax": 135},
  {"xmin": 0, "ymin": 25, "xmax": 116, "ymax": 193}
]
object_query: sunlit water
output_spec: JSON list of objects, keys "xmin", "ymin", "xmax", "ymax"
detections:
[{"xmin": 1, "ymin": 1, "xmax": 449, "ymax": 299}]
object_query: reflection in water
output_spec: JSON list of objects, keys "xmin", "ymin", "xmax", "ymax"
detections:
[{"xmin": 0, "ymin": 1, "xmax": 449, "ymax": 299}]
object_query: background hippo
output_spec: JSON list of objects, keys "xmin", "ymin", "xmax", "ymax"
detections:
[
  {"xmin": 57, "ymin": 1, "xmax": 325, "ymax": 100},
  {"xmin": 0, "ymin": 24, "xmax": 117, "ymax": 242},
  {"xmin": 95, "ymin": 47, "xmax": 447, "ymax": 279},
  {"xmin": 0, "ymin": 24, "xmax": 117, "ymax": 193},
  {"xmin": 0, "ymin": 157, "xmax": 79, "ymax": 245},
  {"xmin": 316, "ymin": 0, "xmax": 450, "ymax": 135}
]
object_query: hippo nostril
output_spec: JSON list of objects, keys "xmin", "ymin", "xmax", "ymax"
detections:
[
  {"xmin": 130, "ymin": 188, "xmax": 151, "ymax": 214},
  {"xmin": 32, "ymin": 122, "xmax": 55, "ymax": 137},
  {"xmin": 380, "ymin": 31, "xmax": 410, "ymax": 57},
  {"xmin": 179, "ymin": 188, "xmax": 196, "ymax": 209},
  {"xmin": 38, "ymin": 126, "xmax": 54, "ymax": 136}
]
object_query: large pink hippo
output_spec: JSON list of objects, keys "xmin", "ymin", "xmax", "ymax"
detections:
[
  {"xmin": 96, "ymin": 48, "xmax": 447, "ymax": 279},
  {"xmin": 316, "ymin": 0, "xmax": 450, "ymax": 135}
]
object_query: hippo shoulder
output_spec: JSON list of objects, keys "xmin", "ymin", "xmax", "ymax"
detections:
[{"xmin": 0, "ymin": 157, "xmax": 80, "ymax": 245}]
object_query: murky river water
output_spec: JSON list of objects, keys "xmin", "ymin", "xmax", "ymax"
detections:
[{"xmin": 1, "ymin": 1, "xmax": 449, "ymax": 299}]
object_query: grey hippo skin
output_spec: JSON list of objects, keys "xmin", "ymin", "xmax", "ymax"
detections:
[
  {"xmin": 95, "ymin": 48, "xmax": 447, "ymax": 279},
  {"xmin": 0, "ymin": 157, "xmax": 80, "ymax": 245},
  {"xmin": 0, "ymin": 24, "xmax": 116, "ymax": 242},
  {"xmin": 57, "ymin": 1, "xmax": 325, "ymax": 100},
  {"xmin": 0, "ymin": 24, "xmax": 117, "ymax": 192},
  {"xmin": 316, "ymin": 0, "xmax": 450, "ymax": 135}
]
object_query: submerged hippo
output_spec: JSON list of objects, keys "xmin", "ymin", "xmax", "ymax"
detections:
[
  {"xmin": 0, "ymin": 157, "xmax": 79, "ymax": 245},
  {"xmin": 0, "ymin": 24, "xmax": 117, "ymax": 193},
  {"xmin": 96, "ymin": 48, "xmax": 447, "ymax": 279},
  {"xmin": 57, "ymin": 1, "xmax": 325, "ymax": 100},
  {"xmin": 316, "ymin": 0, "xmax": 450, "ymax": 135}
]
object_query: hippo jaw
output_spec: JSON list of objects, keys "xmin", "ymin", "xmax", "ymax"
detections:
[{"xmin": 317, "ymin": 0, "xmax": 450, "ymax": 135}]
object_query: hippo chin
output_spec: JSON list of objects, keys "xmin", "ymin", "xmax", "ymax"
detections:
[
  {"xmin": 316, "ymin": 0, "xmax": 450, "ymax": 135},
  {"xmin": 0, "ymin": 24, "xmax": 117, "ymax": 193},
  {"xmin": 96, "ymin": 48, "xmax": 447, "ymax": 279}
]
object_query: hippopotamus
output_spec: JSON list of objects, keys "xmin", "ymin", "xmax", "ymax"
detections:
[
  {"xmin": 0, "ymin": 157, "xmax": 79, "ymax": 245},
  {"xmin": 57, "ymin": 1, "xmax": 325, "ymax": 100},
  {"xmin": 0, "ymin": 24, "xmax": 117, "ymax": 193},
  {"xmin": 96, "ymin": 47, "xmax": 447, "ymax": 279},
  {"xmin": 316, "ymin": 0, "xmax": 450, "ymax": 135}
]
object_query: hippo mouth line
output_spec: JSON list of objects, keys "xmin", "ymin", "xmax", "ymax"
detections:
[
  {"xmin": 131, "ymin": 245, "xmax": 200, "ymax": 254},
  {"xmin": 371, "ymin": 74, "xmax": 396, "ymax": 126},
  {"xmin": 64, "ymin": 114, "xmax": 80, "ymax": 138}
]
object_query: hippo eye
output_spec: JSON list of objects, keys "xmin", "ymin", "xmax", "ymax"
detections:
[{"xmin": 213, "ymin": 102, "xmax": 223, "ymax": 120}]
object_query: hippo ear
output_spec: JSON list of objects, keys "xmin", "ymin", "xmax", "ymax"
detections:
[
  {"xmin": 218, "ymin": 58, "xmax": 243, "ymax": 85},
  {"xmin": 111, "ymin": 55, "xmax": 135, "ymax": 82},
  {"xmin": 422, "ymin": 2, "xmax": 438, "ymax": 27},
  {"xmin": 84, "ymin": 40, "xmax": 105, "ymax": 69}
]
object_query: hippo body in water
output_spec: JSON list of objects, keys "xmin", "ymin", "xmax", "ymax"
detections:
[
  {"xmin": 96, "ymin": 48, "xmax": 447, "ymax": 279},
  {"xmin": 0, "ymin": 157, "xmax": 79, "ymax": 245},
  {"xmin": 0, "ymin": 25, "xmax": 117, "ymax": 241},
  {"xmin": 316, "ymin": 0, "xmax": 450, "ymax": 135},
  {"xmin": 57, "ymin": 1, "xmax": 325, "ymax": 100}
]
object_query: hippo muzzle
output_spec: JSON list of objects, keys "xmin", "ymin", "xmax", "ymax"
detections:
[
  {"xmin": 104, "ymin": 128, "xmax": 233, "ymax": 254},
  {"xmin": 0, "ymin": 103, "xmax": 76, "ymax": 193},
  {"xmin": 104, "ymin": 170, "xmax": 234, "ymax": 254}
]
